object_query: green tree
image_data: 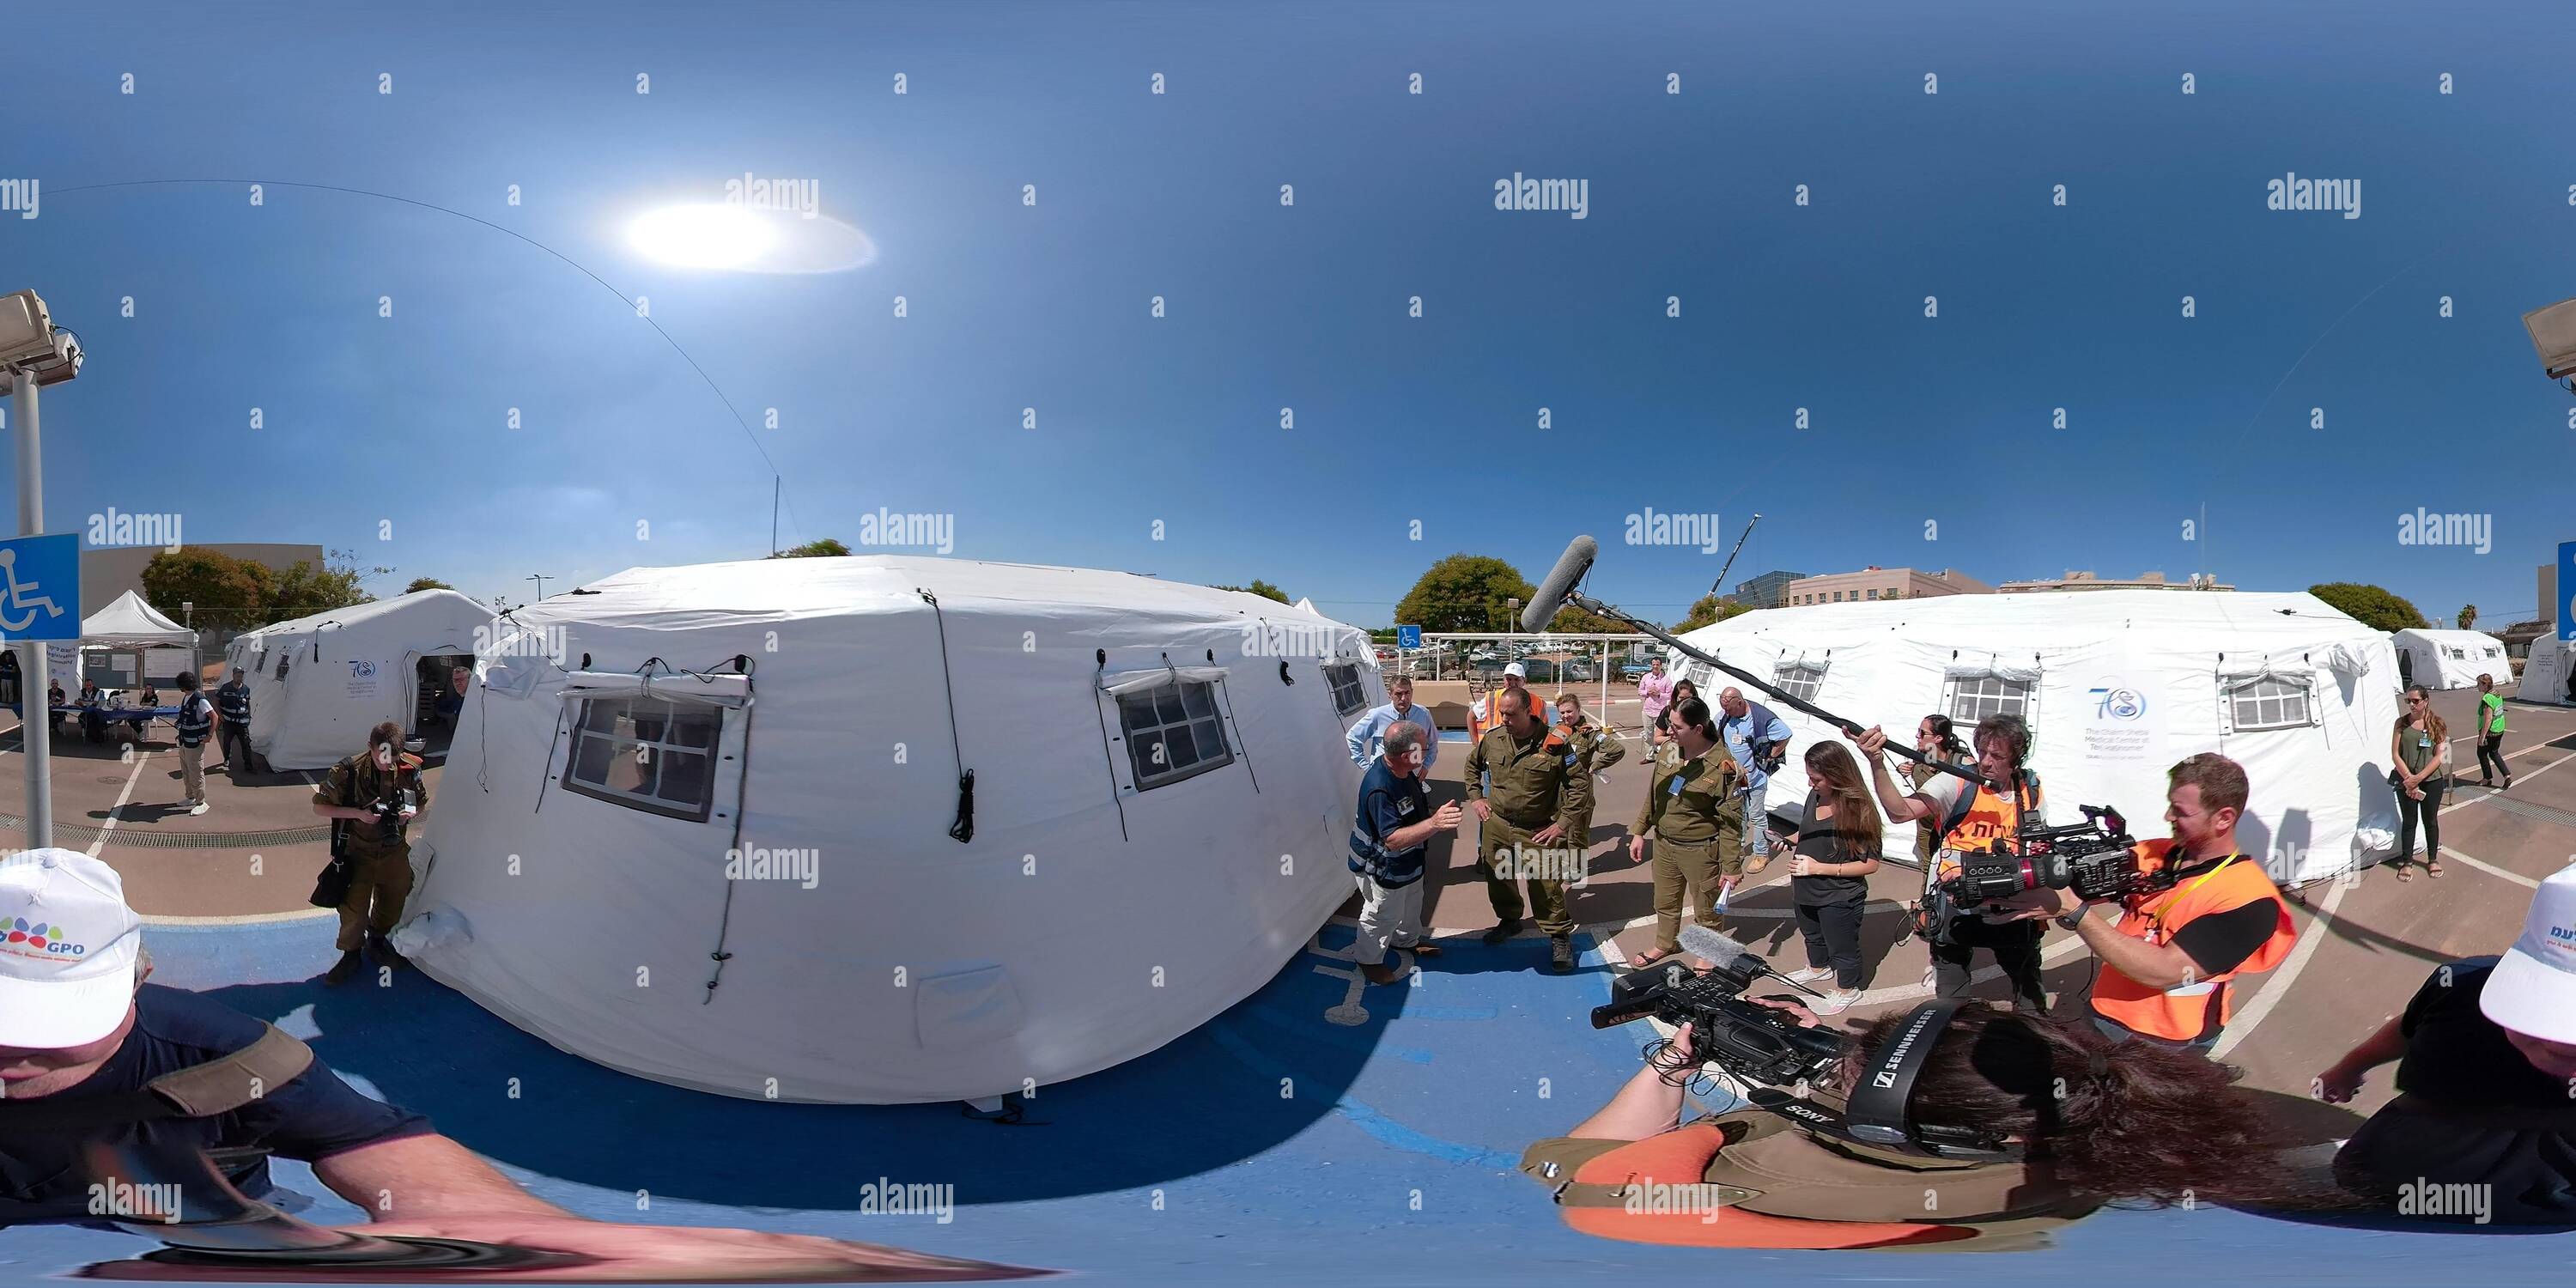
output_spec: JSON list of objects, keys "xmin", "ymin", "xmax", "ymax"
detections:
[
  {"xmin": 1545, "ymin": 604, "xmax": 1625, "ymax": 635},
  {"xmin": 769, "ymin": 538, "xmax": 852, "ymax": 559},
  {"xmin": 2458, "ymin": 603, "xmax": 2476, "ymax": 630},
  {"xmin": 1395, "ymin": 555, "xmax": 1534, "ymax": 632},
  {"xmin": 404, "ymin": 577, "xmax": 454, "ymax": 594},
  {"xmin": 1674, "ymin": 593, "xmax": 1754, "ymax": 634},
  {"xmin": 141, "ymin": 548, "xmax": 269, "ymax": 632},
  {"xmin": 2309, "ymin": 582, "xmax": 2428, "ymax": 633},
  {"xmin": 1215, "ymin": 579, "xmax": 1291, "ymax": 604},
  {"xmin": 268, "ymin": 550, "xmax": 381, "ymax": 622}
]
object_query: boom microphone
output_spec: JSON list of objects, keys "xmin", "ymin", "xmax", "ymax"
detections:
[
  {"xmin": 1522, "ymin": 535, "xmax": 1598, "ymax": 633},
  {"xmin": 1680, "ymin": 924, "xmax": 1824, "ymax": 997}
]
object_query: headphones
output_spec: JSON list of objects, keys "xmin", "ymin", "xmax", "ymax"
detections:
[{"xmin": 1746, "ymin": 998, "xmax": 2020, "ymax": 1161}]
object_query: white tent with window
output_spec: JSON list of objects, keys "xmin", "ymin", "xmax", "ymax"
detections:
[
  {"xmin": 222, "ymin": 590, "xmax": 493, "ymax": 771},
  {"xmin": 1668, "ymin": 590, "xmax": 2403, "ymax": 886},
  {"xmin": 393, "ymin": 556, "xmax": 1380, "ymax": 1104},
  {"xmin": 2390, "ymin": 628, "xmax": 2509, "ymax": 691}
]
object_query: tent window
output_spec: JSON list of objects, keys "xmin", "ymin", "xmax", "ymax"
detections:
[
  {"xmin": 1323, "ymin": 663, "xmax": 1368, "ymax": 717},
  {"xmin": 1772, "ymin": 660, "xmax": 1826, "ymax": 702},
  {"xmin": 561, "ymin": 696, "xmax": 723, "ymax": 822},
  {"xmin": 274, "ymin": 653, "xmax": 290, "ymax": 682},
  {"xmin": 1948, "ymin": 674, "xmax": 2031, "ymax": 724},
  {"xmin": 1116, "ymin": 678, "xmax": 1234, "ymax": 791},
  {"xmin": 2227, "ymin": 676, "xmax": 2313, "ymax": 732}
]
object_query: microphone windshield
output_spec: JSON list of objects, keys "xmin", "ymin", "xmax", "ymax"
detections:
[
  {"xmin": 1521, "ymin": 535, "xmax": 1599, "ymax": 634},
  {"xmin": 1677, "ymin": 923, "xmax": 1753, "ymax": 965}
]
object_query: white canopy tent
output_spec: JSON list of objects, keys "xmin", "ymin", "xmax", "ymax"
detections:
[
  {"xmin": 1668, "ymin": 589, "xmax": 2403, "ymax": 886},
  {"xmin": 222, "ymin": 590, "xmax": 493, "ymax": 770},
  {"xmin": 395, "ymin": 556, "xmax": 1379, "ymax": 1104},
  {"xmin": 73, "ymin": 590, "xmax": 197, "ymax": 691},
  {"xmin": 2390, "ymin": 628, "xmax": 2509, "ymax": 691}
]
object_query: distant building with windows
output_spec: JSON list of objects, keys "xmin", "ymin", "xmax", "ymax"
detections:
[
  {"xmin": 1783, "ymin": 567, "xmax": 1992, "ymax": 607},
  {"xmin": 1997, "ymin": 569, "xmax": 2233, "ymax": 593},
  {"xmin": 1731, "ymin": 569, "xmax": 1807, "ymax": 610}
]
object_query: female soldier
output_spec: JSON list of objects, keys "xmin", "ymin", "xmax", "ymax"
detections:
[
  {"xmin": 1524, "ymin": 999, "xmax": 2301, "ymax": 1249},
  {"xmin": 1627, "ymin": 697, "xmax": 1740, "ymax": 969},
  {"xmin": 1648, "ymin": 679, "xmax": 1700, "ymax": 751}
]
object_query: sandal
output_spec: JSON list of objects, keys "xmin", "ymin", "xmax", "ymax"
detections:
[
  {"xmin": 1630, "ymin": 947, "xmax": 1678, "ymax": 969},
  {"xmin": 2394, "ymin": 863, "xmax": 2413, "ymax": 883},
  {"xmin": 2426, "ymin": 860, "xmax": 2445, "ymax": 878}
]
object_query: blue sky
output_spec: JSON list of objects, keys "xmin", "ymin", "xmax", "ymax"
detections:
[{"xmin": 2, "ymin": 0, "xmax": 2568, "ymax": 625}]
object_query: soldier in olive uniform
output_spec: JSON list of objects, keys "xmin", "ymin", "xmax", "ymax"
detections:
[
  {"xmin": 311, "ymin": 720, "xmax": 428, "ymax": 986},
  {"xmin": 1552, "ymin": 692, "xmax": 1625, "ymax": 849},
  {"xmin": 1464, "ymin": 687, "xmax": 1593, "ymax": 973},
  {"xmin": 1625, "ymin": 696, "xmax": 1744, "ymax": 969}
]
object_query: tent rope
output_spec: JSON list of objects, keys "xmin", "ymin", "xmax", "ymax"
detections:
[
  {"xmin": 920, "ymin": 590, "xmax": 974, "ymax": 844},
  {"xmin": 1091, "ymin": 651, "xmax": 1130, "ymax": 842}
]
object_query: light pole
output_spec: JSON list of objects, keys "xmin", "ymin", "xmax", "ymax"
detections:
[
  {"xmin": 0, "ymin": 289, "xmax": 85, "ymax": 850},
  {"xmin": 527, "ymin": 574, "xmax": 553, "ymax": 602}
]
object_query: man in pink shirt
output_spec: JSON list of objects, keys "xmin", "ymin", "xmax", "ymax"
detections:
[{"xmin": 1636, "ymin": 656, "xmax": 1674, "ymax": 730}]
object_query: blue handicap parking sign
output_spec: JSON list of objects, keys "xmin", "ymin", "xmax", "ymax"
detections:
[
  {"xmin": 0, "ymin": 533, "xmax": 81, "ymax": 642},
  {"xmin": 1397, "ymin": 624, "xmax": 1422, "ymax": 650},
  {"xmin": 2561, "ymin": 541, "xmax": 2576, "ymax": 642}
]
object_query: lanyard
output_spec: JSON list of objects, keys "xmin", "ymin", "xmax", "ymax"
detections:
[{"xmin": 2141, "ymin": 851, "xmax": 2239, "ymax": 939}]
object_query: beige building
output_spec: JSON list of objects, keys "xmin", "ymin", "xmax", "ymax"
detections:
[
  {"xmin": 1783, "ymin": 567, "xmax": 1993, "ymax": 607},
  {"xmin": 1998, "ymin": 569, "xmax": 2234, "ymax": 593}
]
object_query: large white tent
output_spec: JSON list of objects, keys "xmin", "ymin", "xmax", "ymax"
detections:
[
  {"xmin": 2521, "ymin": 635, "xmax": 2574, "ymax": 705},
  {"xmin": 394, "ymin": 556, "xmax": 1379, "ymax": 1104},
  {"xmin": 222, "ymin": 590, "xmax": 492, "ymax": 770},
  {"xmin": 2390, "ymin": 628, "xmax": 2509, "ymax": 691},
  {"xmin": 1668, "ymin": 589, "xmax": 2402, "ymax": 886}
]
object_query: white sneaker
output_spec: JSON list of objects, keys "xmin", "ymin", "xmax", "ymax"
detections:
[
  {"xmin": 1812, "ymin": 987, "xmax": 1861, "ymax": 1015},
  {"xmin": 1783, "ymin": 966, "xmax": 1833, "ymax": 984},
  {"xmin": 188, "ymin": 803, "xmax": 208, "ymax": 816}
]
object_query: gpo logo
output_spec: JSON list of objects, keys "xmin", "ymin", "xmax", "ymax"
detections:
[
  {"xmin": 347, "ymin": 660, "xmax": 378, "ymax": 680},
  {"xmin": 2090, "ymin": 685, "xmax": 2146, "ymax": 721}
]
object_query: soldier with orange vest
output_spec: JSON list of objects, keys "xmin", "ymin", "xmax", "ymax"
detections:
[{"xmin": 1991, "ymin": 751, "xmax": 2295, "ymax": 1054}]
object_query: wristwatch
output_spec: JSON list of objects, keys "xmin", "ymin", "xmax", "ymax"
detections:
[{"xmin": 2055, "ymin": 908, "xmax": 2087, "ymax": 932}]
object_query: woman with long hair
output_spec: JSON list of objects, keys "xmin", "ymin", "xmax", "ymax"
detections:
[
  {"xmin": 1528, "ymin": 999, "xmax": 2313, "ymax": 1249},
  {"xmin": 1780, "ymin": 742, "xmax": 1883, "ymax": 1014},
  {"xmin": 1649, "ymin": 678, "xmax": 1700, "ymax": 750},
  {"xmin": 2391, "ymin": 686, "xmax": 2448, "ymax": 881},
  {"xmin": 1905, "ymin": 714, "xmax": 1971, "ymax": 866}
]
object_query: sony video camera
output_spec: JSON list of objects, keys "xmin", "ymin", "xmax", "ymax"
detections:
[
  {"xmin": 1589, "ymin": 934, "xmax": 1849, "ymax": 1089},
  {"xmin": 1941, "ymin": 804, "xmax": 2159, "ymax": 907}
]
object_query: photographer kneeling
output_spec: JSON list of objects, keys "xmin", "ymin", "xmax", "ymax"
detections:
[
  {"xmin": 1990, "ymin": 753, "xmax": 2296, "ymax": 1056},
  {"xmin": 1522, "ymin": 996, "xmax": 2290, "ymax": 1249}
]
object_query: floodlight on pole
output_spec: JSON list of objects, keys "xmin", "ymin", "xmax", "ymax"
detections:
[
  {"xmin": 1, "ymin": 288, "xmax": 76, "ymax": 851},
  {"xmin": 2522, "ymin": 297, "xmax": 2576, "ymax": 396},
  {"xmin": 527, "ymin": 574, "xmax": 553, "ymax": 602}
]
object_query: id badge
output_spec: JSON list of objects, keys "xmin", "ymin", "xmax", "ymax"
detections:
[{"xmin": 1668, "ymin": 775, "xmax": 1686, "ymax": 798}]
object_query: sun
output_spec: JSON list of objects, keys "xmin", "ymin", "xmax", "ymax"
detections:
[{"xmin": 626, "ymin": 204, "xmax": 781, "ymax": 270}]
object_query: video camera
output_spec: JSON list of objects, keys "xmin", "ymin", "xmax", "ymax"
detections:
[
  {"xmin": 1589, "ymin": 927, "xmax": 1848, "ymax": 1090},
  {"xmin": 365, "ymin": 787, "xmax": 416, "ymax": 845},
  {"xmin": 1940, "ymin": 804, "xmax": 2161, "ymax": 907}
]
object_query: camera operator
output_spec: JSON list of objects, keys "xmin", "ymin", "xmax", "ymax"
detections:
[
  {"xmin": 2317, "ymin": 865, "xmax": 2576, "ymax": 1224},
  {"xmin": 1854, "ymin": 714, "xmax": 2049, "ymax": 1013},
  {"xmin": 1521, "ymin": 998, "xmax": 2293, "ymax": 1249},
  {"xmin": 310, "ymin": 721, "xmax": 428, "ymax": 987},
  {"xmin": 1991, "ymin": 753, "xmax": 2295, "ymax": 1055}
]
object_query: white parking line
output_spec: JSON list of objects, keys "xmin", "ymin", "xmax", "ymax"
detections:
[
  {"xmin": 2437, "ymin": 846, "xmax": 2543, "ymax": 890},
  {"xmin": 2208, "ymin": 873, "xmax": 2352, "ymax": 1062},
  {"xmin": 87, "ymin": 750, "xmax": 155, "ymax": 859}
]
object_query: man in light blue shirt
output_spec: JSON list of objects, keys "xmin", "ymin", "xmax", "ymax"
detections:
[
  {"xmin": 1716, "ymin": 687, "xmax": 1792, "ymax": 872},
  {"xmin": 1348, "ymin": 677, "xmax": 1439, "ymax": 769}
]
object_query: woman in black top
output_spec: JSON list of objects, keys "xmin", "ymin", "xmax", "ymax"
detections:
[{"xmin": 1781, "ymin": 740, "xmax": 1883, "ymax": 1014}]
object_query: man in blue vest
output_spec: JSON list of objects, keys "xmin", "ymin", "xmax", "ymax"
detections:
[
  {"xmin": 1714, "ymin": 688, "xmax": 1793, "ymax": 874},
  {"xmin": 171, "ymin": 671, "xmax": 215, "ymax": 816},
  {"xmin": 213, "ymin": 665, "xmax": 253, "ymax": 774}
]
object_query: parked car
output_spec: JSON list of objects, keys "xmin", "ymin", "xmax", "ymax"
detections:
[{"xmin": 1619, "ymin": 659, "xmax": 1653, "ymax": 679}]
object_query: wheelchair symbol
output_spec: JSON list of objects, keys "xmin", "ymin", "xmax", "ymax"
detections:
[{"xmin": 0, "ymin": 549, "xmax": 64, "ymax": 634}]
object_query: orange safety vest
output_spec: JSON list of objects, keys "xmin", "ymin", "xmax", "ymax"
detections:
[
  {"xmin": 1557, "ymin": 1124, "xmax": 1979, "ymax": 1249},
  {"xmin": 1470, "ymin": 683, "xmax": 1539, "ymax": 740},
  {"xmin": 2088, "ymin": 843, "xmax": 2297, "ymax": 1043},
  {"xmin": 1933, "ymin": 776, "xmax": 2045, "ymax": 881}
]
